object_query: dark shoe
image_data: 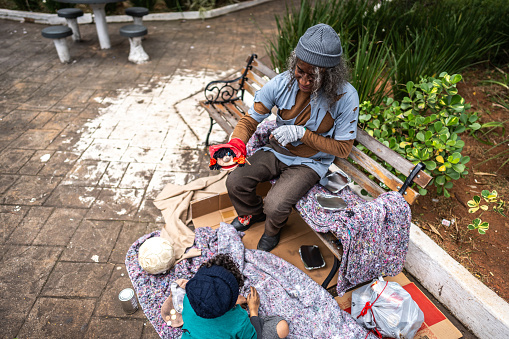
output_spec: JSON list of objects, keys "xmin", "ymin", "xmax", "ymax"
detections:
[
  {"xmin": 257, "ymin": 232, "xmax": 280, "ymax": 252},
  {"xmin": 231, "ymin": 213, "xmax": 266, "ymax": 232}
]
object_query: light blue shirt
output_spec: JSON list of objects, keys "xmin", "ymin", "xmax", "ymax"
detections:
[{"xmin": 248, "ymin": 71, "xmax": 359, "ymax": 178}]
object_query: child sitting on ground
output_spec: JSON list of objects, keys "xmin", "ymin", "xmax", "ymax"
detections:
[{"xmin": 182, "ymin": 253, "xmax": 290, "ymax": 338}]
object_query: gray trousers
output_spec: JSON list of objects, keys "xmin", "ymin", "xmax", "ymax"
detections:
[{"xmin": 226, "ymin": 150, "xmax": 320, "ymax": 236}]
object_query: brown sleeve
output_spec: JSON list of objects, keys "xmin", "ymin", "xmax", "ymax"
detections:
[
  {"xmin": 231, "ymin": 102, "xmax": 271, "ymax": 144},
  {"xmin": 301, "ymin": 130, "xmax": 354, "ymax": 158}
]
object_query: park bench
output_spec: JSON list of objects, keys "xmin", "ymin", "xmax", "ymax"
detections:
[{"xmin": 199, "ymin": 54, "xmax": 432, "ymax": 289}]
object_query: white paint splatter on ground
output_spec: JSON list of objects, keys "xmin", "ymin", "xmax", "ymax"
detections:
[{"xmin": 69, "ymin": 69, "xmax": 236, "ymax": 214}]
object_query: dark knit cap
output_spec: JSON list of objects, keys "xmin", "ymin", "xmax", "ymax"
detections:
[
  {"xmin": 186, "ymin": 265, "xmax": 239, "ymax": 319},
  {"xmin": 295, "ymin": 23, "xmax": 343, "ymax": 68}
]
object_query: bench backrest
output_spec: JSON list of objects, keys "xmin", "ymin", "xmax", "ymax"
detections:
[{"xmin": 204, "ymin": 54, "xmax": 432, "ymax": 203}]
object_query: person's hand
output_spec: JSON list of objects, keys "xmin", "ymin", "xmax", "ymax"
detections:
[
  {"xmin": 271, "ymin": 125, "xmax": 305, "ymax": 146},
  {"xmin": 176, "ymin": 279, "xmax": 188, "ymax": 289},
  {"xmin": 247, "ymin": 286, "xmax": 260, "ymax": 316},
  {"xmin": 236, "ymin": 295, "xmax": 247, "ymax": 305}
]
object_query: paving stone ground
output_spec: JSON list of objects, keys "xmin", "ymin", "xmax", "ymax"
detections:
[{"xmin": 0, "ymin": 1, "xmax": 289, "ymax": 337}]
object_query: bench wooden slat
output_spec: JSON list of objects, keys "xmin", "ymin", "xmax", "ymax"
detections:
[
  {"xmin": 356, "ymin": 129, "xmax": 432, "ymax": 188},
  {"xmin": 252, "ymin": 59, "xmax": 278, "ymax": 79},
  {"xmin": 201, "ymin": 102, "xmax": 235, "ymax": 135},
  {"xmin": 223, "ymin": 102, "xmax": 244, "ymax": 119},
  {"xmin": 245, "ymin": 70, "xmax": 268, "ymax": 89},
  {"xmin": 243, "ymin": 81, "xmax": 259, "ymax": 98},
  {"xmin": 334, "ymin": 157, "xmax": 386, "ymax": 199},
  {"xmin": 236, "ymin": 100, "xmax": 250, "ymax": 114},
  {"xmin": 348, "ymin": 146, "xmax": 419, "ymax": 204},
  {"xmin": 214, "ymin": 103, "xmax": 241, "ymax": 131}
]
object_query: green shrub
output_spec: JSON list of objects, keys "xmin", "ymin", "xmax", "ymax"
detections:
[
  {"xmin": 42, "ymin": 0, "xmax": 68, "ymax": 12},
  {"xmin": 267, "ymin": 0, "xmax": 508, "ymax": 102},
  {"xmin": 163, "ymin": 0, "xmax": 184, "ymax": 11},
  {"xmin": 130, "ymin": 0, "xmax": 158, "ymax": 11},
  {"xmin": 11, "ymin": 0, "xmax": 41, "ymax": 11},
  {"xmin": 358, "ymin": 72, "xmax": 481, "ymax": 197}
]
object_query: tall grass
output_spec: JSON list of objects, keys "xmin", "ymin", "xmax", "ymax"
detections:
[
  {"xmin": 266, "ymin": 0, "xmax": 371, "ymax": 73},
  {"xmin": 266, "ymin": 0, "xmax": 389, "ymax": 104},
  {"xmin": 266, "ymin": 0, "xmax": 509, "ymax": 101}
]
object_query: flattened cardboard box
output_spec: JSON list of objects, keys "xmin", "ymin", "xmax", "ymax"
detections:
[{"xmin": 191, "ymin": 190, "xmax": 462, "ymax": 339}]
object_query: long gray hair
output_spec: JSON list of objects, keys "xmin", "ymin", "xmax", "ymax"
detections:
[{"xmin": 286, "ymin": 50, "xmax": 350, "ymax": 108}]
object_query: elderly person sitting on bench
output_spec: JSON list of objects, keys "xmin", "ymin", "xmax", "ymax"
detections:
[{"xmin": 220, "ymin": 23, "xmax": 359, "ymax": 252}]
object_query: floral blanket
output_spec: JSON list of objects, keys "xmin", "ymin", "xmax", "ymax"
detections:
[
  {"xmin": 126, "ymin": 224, "xmax": 377, "ymax": 339},
  {"xmin": 247, "ymin": 120, "xmax": 412, "ymax": 295},
  {"xmin": 295, "ymin": 185, "xmax": 411, "ymax": 294}
]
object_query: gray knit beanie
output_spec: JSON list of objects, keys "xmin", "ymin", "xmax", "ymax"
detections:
[{"xmin": 295, "ymin": 23, "xmax": 343, "ymax": 68}]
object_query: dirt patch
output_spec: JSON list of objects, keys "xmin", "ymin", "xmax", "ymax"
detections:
[{"xmin": 411, "ymin": 65, "xmax": 509, "ymax": 302}]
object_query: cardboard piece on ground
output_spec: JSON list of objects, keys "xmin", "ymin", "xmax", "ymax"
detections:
[
  {"xmin": 190, "ymin": 189, "xmax": 462, "ymax": 339},
  {"xmin": 191, "ymin": 187, "xmax": 338, "ymax": 288},
  {"xmin": 335, "ymin": 273, "xmax": 462, "ymax": 339}
]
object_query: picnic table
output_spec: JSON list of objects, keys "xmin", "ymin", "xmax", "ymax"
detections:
[{"xmin": 54, "ymin": 0, "xmax": 123, "ymax": 49}]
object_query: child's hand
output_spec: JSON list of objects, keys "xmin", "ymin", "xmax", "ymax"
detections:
[
  {"xmin": 236, "ymin": 295, "xmax": 247, "ymax": 305},
  {"xmin": 247, "ymin": 286, "xmax": 260, "ymax": 316}
]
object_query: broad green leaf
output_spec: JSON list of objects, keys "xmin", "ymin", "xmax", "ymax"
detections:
[
  {"xmin": 446, "ymin": 116, "xmax": 459, "ymax": 126},
  {"xmin": 423, "ymin": 161, "xmax": 436, "ymax": 170},
  {"xmin": 451, "ymin": 74, "xmax": 462, "ymax": 84},
  {"xmin": 448, "ymin": 171, "xmax": 461, "ymax": 180},
  {"xmin": 469, "ymin": 123, "xmax": 481, "ymax": 130},
  {"xmin": 435, "ymin": 175, "xmax": 446, "ymax": 185},
  {"xmin": 416, "ymin": 132, "xmax": 425, "ymax": 142},
  {"xmin": 452, "ymin": 163, "xmax": 465, "ymax": 173},
  {"xmin": 406, "ymin": 82, "xmax": 414, "ymax": 94}
]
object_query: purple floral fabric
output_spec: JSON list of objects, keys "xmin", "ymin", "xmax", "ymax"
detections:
[
  {"xmin": 295, "ymin": 185, "xmax": 412, "ymax": 295},
  {"xmin": 125, "ymin": 228, "xmax": 218, "ymax": 339},
  {"xmin": 246, "ymin": 121, "xmax": 412, "ymax": 296},
  {"xmin": 216, "ymin": 223, "xmax": 377, "ymax": 339},
  {"xmin": 246, "ymin": 119, "xmax": 277, "ymax": 157},
  {"xmin": 126, "ymin": 224, "xmax": 377, "ymax": 339}
]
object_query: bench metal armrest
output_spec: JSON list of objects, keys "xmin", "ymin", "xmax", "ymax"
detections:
[{"xmin": 203, "ymin": 54, "xmax": 257, "ymax": 104}]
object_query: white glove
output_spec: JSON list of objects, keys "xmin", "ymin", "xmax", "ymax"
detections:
[{"xmin": 271, "ymin": 125, "xmax": 306, "ymax": 147}]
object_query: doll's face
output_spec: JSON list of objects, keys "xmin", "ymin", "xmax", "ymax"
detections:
[
  {"xmin": 213, "ymin": 148, "xmax": 239, "ymax": 170},
  {"xmin": 216, "ymin": 153, "xmax": 235, "ymax": 167}
]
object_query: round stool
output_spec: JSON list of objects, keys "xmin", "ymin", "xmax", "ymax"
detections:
[
  {"xmin": 57, "ymin": 8, "xmax": 84, "ymax": 42},
  {"xmin": 41, "ymin": 26, "xmax": 73, "ymax": 63},
  {"xmin": 119, "ymin": 24, "xmax": 149, "ymax": 64},
  {"xmin": 125, "ymin": 7, "xmax": 149, "ymax": 26}
]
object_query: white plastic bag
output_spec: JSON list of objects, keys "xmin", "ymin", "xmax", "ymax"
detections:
[{"xmin": 352, "ymin": 277, "xmax": 424, "ymax": 339}]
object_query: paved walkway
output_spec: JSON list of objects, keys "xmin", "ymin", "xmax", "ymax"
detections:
[
  {"xmin": 0, "ymin": 1, "xmax": 289, "ymax": 337},
  {"xmin": 0, "ymin": 1, "xmax": 477, "ymax": 338}
]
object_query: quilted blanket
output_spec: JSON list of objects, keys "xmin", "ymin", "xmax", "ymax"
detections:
[
  {"xmin": 126, "ymin": 223, "xmax": 377, "ymax": 339},
  {"xmin": 295, "ymin": 185, "xmax": 411, "ymax": 294}
]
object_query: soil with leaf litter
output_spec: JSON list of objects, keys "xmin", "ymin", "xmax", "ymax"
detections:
[{"xmin": 410, "ymin": 65, "xmax": 509, "ymax": 303}]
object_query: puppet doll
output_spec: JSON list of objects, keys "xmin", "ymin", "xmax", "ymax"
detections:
[{"xmin": 208, "ymin": 138, "xmax": 247, "ymax": 171}]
